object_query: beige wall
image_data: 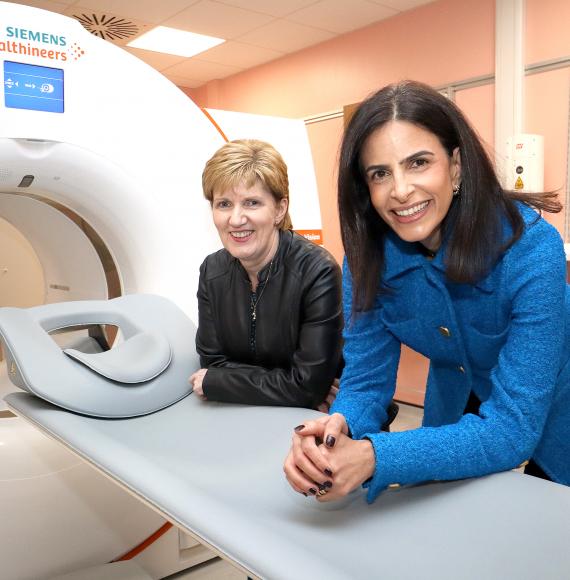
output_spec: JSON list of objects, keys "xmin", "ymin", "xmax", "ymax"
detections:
[
  {"xmin": 0, "ymin": 216, "xmax": 45, "ymax": 361},
  {"xmin": 0, "ymin": 216, "xmax": 44, "ymax": 308},
  {"xmin": 305, "ymin": 118, "xmax": 344, "ymax": 262},
  {"xmin": 185, "ymin": 0, "xmax": 570, "ymax": 405},
  {"xmin": 187, "ymin": 0, "xmax": 495, "ymax": 117},
  {"xmin": 526, "ymin": 69, "xmax": 569, "ymax": 235}
]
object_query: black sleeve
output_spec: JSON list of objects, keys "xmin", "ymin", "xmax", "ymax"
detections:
[{"xmin": 196, "ymin": 258, "xmax": 343, "ymax": 408}]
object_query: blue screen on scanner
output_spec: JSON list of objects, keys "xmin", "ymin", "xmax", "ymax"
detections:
[{"xmin": 4, "ymin": 60, "xmax": 64, "ymax": 113}]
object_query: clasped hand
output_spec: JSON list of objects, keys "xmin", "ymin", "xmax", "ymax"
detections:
[
  {"xmin": 283, "ymin": 413, "xmax": 376, "ymax": 502},
  {"xmin": 189, "ymin": 368, "xmax": 208, "ymax": 399}
]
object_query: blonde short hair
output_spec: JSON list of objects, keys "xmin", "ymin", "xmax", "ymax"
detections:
[{"xmin": 202, "ymin": 139, "xmax": 293, "ymax": 230}]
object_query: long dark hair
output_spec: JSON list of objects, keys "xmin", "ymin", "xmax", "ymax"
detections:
[{"xmin": 338, "ymin": 80, "xmax": 561, "ymax": 315}]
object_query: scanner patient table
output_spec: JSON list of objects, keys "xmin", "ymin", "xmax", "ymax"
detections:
[{"xmin": 6, "ymin": 392, "xmax": 570, "ymax": 580}]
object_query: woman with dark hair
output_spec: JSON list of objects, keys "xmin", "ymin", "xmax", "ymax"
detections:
[
  {"xmin": 284, "ymin": 80, "xmax": 570, "ymax": 502},
  {"xmin": 190, "ymin": 139, "xmax": 343, "ymax": 410}
]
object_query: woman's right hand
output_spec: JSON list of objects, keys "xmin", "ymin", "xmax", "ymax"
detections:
[
  {"xmin": 316, "ymin": 378, "xmax": 340, "ymax": 413},
  {"xmin": 189, "ymin": 369, "xmax": 208, "ymax": 399},
  {"xmin": 283, "ymin": 413, "xmax": 349, "ymax": 495},
  {"xmin": 295, "ymin": 412, "xmax": 348, "ymax": 448}
]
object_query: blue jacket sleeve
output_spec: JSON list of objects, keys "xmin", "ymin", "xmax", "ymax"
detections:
[{"xmin": 330, "ymin": 259, "xmax": 401, "ymax": 434}]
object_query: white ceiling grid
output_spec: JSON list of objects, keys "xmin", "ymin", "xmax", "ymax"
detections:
[{"xmin": 6, "ymin": 0, "xmax": 434, "ymax": 88}]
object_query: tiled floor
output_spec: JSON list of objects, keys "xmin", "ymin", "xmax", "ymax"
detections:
[
  {"xmin": 165, "ymin": 557, "xmax": 247, "ymax": 580},
  {"xmin": 391, "ymin": 401, "xmax": 424, "ymax": 432},
  {"xmin": 167, "ymin": 403, "xmax": 424, "ymax": 580}
]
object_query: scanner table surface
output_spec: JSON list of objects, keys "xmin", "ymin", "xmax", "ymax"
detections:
[{"xmin": 6, "ymin": 392, "xmax": 570, "ymax": 580}]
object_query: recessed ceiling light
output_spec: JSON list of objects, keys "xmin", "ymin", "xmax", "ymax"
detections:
[{"xmin": 127, "ymin": 26, "xmax": 224, "ymax": 57}]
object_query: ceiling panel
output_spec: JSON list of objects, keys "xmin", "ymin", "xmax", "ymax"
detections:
[
  {"xmin": 195, "ymin": 40, "xmax": 284, "ymax": 69},
  {"xmin": 286, "ymin": 0, "xmax": 398, "ymax": 34},
  {"xmin": 368, "ymin": 0, "xmax": 433, "ymax": 10},
  {"xmin": 5, "ymin": 0, "xmax": 73, "ymax": 10},
  {"xmin": 163, "ymin": 0, "xmax": 274, "ymax": 39},
  {"xmin": 162, "ymin": 56, "xmax": 243, "ymax": 82},
  {"xmin": 6, "ymin": 0, "xmax": 436, "ymax": 89},
  {"xmin": 161, "ymin": 74, "xmax": 205, "ymax": 89},
  {"xmin": 212, "ymin": 0, "xmax": 321, "ymax": 18},
  {"xmin": 237, "ymin": 19, "xmax": 335, "ymax": 53},
  {"xmin": 124, "ymin": 47, "xmax": 188, "ymax": 71},
  {"xmin": 72, "ymin": 0, "xmax": 199, "ymax": 23}
]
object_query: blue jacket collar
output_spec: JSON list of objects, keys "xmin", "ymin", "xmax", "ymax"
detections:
[{"xmin": 382, "ymin": 230, "xmax": 495, "ymax": 292}]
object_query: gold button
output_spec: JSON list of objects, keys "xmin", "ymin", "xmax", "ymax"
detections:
[
  {"xmin": 438, "ymin": 326, "xmax": 451, "ymax": 337},
  {"xmin": 458, "ymin": 365, "xmax": 465, "ymax": 373},
  {"xmin": 388, "ymin": 483, "xmax": 401, "ymax": 490}
]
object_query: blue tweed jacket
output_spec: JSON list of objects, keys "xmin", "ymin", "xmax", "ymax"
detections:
[{"xmin": 331, "ymin": 203, "xmax": 570, "ymax": 502}]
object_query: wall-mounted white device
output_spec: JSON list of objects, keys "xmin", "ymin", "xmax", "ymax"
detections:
[{"xmin": 505, "ymin": 133, "xmax": 544, "ymax": 192}]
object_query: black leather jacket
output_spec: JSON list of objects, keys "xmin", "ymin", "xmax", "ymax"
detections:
[{"xmin": 196, "ymin": 230, "xmax": 343, "ymax": 407}]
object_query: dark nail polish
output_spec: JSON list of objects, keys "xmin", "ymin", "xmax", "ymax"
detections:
[
  {"xmin": 324, "ymin": 468, "xmax": 333, "ymax": 477},
  {"xmin": 294, "ymin": 424, "xmax": 305, "ymax": 432},
  {"xmin": 326, "ymin": 435, "xmax": 336, "ymax": 448},
  {"xmin": 323, "ymin": 480, "xmax": 333, "ymax": 489},
  {"xmin": 302, "ymin": 492, "xmax": 308, "ymax": 497},
  {"xmin": 308, "ymin": 488, "xmax": 317, "ymax": 495},
  {"xmin": 315, "ymin": 436, "xmax": 323, "ymax": 446}
]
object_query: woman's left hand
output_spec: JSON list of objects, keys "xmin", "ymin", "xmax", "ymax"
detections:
[
  {"xmin": 315, "ymin": 435, "xmax": 376, "ymax": 501},
  {"xmin": 316, "ymin": 378, "xmax": 340, "ymax": 413},
  {"xmin": 284, "ymin": 427, "xmax": 376, "ymax": 502},
  {"xmin": 189, "ymin": 369, "xmax": 208, "ymax": 399}
]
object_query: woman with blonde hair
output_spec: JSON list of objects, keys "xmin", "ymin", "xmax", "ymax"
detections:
[{"xmin": 190, "ymin": 139, "xmax": 343, "ymax": 410}]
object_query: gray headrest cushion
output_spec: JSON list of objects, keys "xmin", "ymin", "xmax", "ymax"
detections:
[
  {"xmin": 64, "ymin": 332, "xmax": 172, "ymax": 383},
  {"xmin": 0, "ymin": 294, "xmax": 199, "ymax": 417}
]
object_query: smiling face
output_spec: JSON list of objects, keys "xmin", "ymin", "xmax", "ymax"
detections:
[
  {"xmin": 212, "ymin": 180, "xmax": 288, "ymax": 275},
  {"xmin": 361, "ymin": 120, "xmax": 461, "ymax": 252}
]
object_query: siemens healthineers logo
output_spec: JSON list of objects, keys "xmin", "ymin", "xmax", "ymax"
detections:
[
  {"xmin": 7, "ymin": 26, "xmax": 66, "ymax": 46},
  {"xmin": 1, "ymin": 26, "xmax": 69, "ymax": 61}
]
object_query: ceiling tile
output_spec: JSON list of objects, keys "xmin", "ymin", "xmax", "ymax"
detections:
[
  {"xmin": 237, "ymin": 19, "xmax": 335, "ymax": 53},
  {"xmin": 367, "ymin": 0, "xmax": 434, "ymax": 10},
  {"xmin": 71, "ymin": 0, "xmax": 201, "ymax": 24},
  {"xmin": 161, "ymin": 73, "xmax": 205, "ymax": 89},
  {"xmin": 287, "ymin": 0, "xmax": 398, "ymax": 34},
  {"xmin": 196, "ymin": 40, "xmax": 283, "ymax": 68},
  {"xmin": 163, "ymin": 57, "xmax": 243, "ymax": 82},
  {"xmin": 163, "ymin": 0, "xmax": 274, "ymax": 39},
  {"xmin": 8, "ymin": 0, "xmax": 437, "ymax": 89},
  {"xmin": 212, "ymin": 0, "xmax": 321, "ymax": 18},
  {"xmin": 124, "ymin": 46, "xmax": 188, "ymax": 71},
  {"xmin": 6, "ymin": 0, "xmax": 71, "ymax": 11}
]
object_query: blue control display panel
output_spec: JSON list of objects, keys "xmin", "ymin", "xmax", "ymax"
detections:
[{"xmin": 4, "ymin": 60, "xmax": 64, "ymax": 113}]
